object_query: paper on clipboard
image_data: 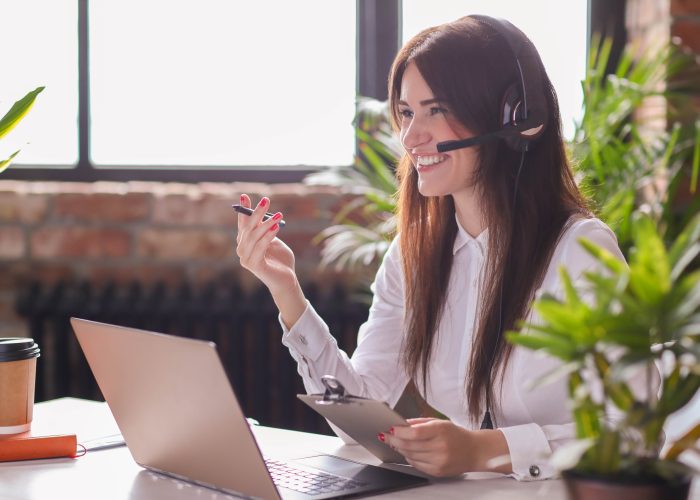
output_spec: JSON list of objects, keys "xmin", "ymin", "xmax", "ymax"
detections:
[{"xmin": 297, "ymin": 376, "xmax": 409, "ymax": 464}]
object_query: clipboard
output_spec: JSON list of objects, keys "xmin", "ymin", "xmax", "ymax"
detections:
[{"xmin": 297, "ymin": 376, "xmax": 408, "ymax": 464}]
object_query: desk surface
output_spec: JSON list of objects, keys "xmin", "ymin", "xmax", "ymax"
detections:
[{"xmin": 0, "ymin": 398, "xmax": 697, "ymax": 500}]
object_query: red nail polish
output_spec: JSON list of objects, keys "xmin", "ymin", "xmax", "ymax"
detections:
[
  {"xmin": 377, "ymin": 433, "xmax": 385, "ymax": 442},
  {"xmin": 270, "ymin": 223, "xmax": 279, "ymax": 232},
  {"xmin": 260, "ymin": 197, "xmax": 268, "ymax": 207},
  {"xmin": 240, "ymin": 194, "xmax": 245, "ymax": 203},
  {"xmin": 389, "ymin": 427, "xmax": 394, "ymax": 435},
  {"xmin": 272, "ymin": 212, "xmax": 282, "ymax": 220}
]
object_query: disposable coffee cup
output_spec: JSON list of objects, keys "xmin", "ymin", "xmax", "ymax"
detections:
[{"xmin": 0, "ymin": 338, "xmax": 40, "ymax": 434}]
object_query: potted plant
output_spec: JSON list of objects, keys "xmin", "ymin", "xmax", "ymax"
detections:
[
  {"xmin": 507, "ymin": 211, "xmax": 700, "ymax": 499},
  {"xmin": 0, "ymin": 86, "xmax": 44, "ymax": 173}
]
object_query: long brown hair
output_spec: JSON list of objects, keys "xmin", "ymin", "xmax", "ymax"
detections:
[{"xmin": 388, "ymin": 16, "xmax": 590, "ymax": 424}]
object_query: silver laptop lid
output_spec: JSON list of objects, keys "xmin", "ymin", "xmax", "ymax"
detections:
[{"xmin": 70, "ymin": 317, "xmax": 280, "ymax": 500}]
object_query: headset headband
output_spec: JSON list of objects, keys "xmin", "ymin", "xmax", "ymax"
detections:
[{"xmin": 469, "ymin": 15, "xmax": 548, "ymax": 137}]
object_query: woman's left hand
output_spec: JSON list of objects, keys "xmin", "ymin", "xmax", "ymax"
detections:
[{"xmin": 382, "ymin": 417, "xmax": 511, "ymax": 477}]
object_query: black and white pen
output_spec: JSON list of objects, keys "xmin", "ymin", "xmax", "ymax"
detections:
[{"xmin": 232, "ymin": 204, "xmax": 286, "ymax": 228}]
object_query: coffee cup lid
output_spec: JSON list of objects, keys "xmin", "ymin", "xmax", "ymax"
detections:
[{"xmin": 0, "ymin": 338, "xmax": 41, "ymax": 362}]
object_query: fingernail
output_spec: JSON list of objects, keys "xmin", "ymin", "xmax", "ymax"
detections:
[
  {"xmin": 389, "ymin": 427, "xmax": 394, "ymax": 435},
  {"xmin": 240, "ymin": 194, "xmax": 245, "ymax": 203},
  {"xmin": 270, "ymin": 223, "xmax": 279, "ymax": 232},
  {"xmin": 272, "ymin": 212, "xmax": 282, "ymax": 221},
  {"xmin": 377, "ymin": 433, "xmax": 385, "ymax": 442},
  {"xmin": 259, "ymin": 197, "xmax": 268, "ymax": 207}
]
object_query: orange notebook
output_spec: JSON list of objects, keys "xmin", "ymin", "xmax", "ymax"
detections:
[{"xmin": 0, "ymin": 432, "xmax": 78, "ymax": 462}]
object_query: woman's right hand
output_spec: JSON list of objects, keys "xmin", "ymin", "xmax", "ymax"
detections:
[
  {"xmin": 236, "ymin": 194, "xmax": 308, "ymax": 329},
  {"xmin": 235, "ymin": 194, "xmax": 296, "ymax": 294}
]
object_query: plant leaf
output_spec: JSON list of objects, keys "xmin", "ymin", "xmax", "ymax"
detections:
[
  {"xmin": 0, "ymin": 150, "xmax": 21, "ymax": 174},
  {"xmin": 0, "ymin": 86, "xmax": 45, "ymax": 140},
  {"xmin": 627, "ymin": 214, "xmax": 670, "ymax": 304},
  {"xmin": 550, "ymin": 438, "xmax": 595, "ymax": 471},
  {"xmin": 578, "ymin": 237, "xmax": 628, "ymax": 275},
  {"xmin": 669, "ymin": 212, "xmax": 700, "ymax": 279},
  {"xmin": 664, "ymin": 421, "xmax": 700, "ymax": 461}
]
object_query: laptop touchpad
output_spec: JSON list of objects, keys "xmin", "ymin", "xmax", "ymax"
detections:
[{"xmin": 293, "ymin": 455, "xmax": 367, "ymax": 476}]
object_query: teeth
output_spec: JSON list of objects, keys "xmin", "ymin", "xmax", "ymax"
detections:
[{"xmin": 416, "ymin": 155, "xmax": 446, "ymax": 166}]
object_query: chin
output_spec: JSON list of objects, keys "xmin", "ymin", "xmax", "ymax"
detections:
[{"xmin": 417, "ymin": 183, "xmax": 448, "ymax": 198}]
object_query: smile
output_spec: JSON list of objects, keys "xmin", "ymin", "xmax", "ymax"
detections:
[{"xmin": 416, "ymin": 154, "xmax": 447, "ymax": 169}]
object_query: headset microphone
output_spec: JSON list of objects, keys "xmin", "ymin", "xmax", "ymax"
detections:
[{"xmin": 436, "ymin": 129, "xmax": 520, "ymax": 153}]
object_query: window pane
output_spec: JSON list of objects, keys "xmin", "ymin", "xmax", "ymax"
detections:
[
  {"xmin": 0, "ymin": 0, "xmax": 79, "ymax": 166},
  {"xmin": 402, "ymin": 1, "xmax": 588, "ymax": 140},
  {"xmin": 89, "ymin": 0, "xmax": 356, "ymax": 167}
]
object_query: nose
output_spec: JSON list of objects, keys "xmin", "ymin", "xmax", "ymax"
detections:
[{"xmin": 400, "ymin": 116, "xmax": 431, "ymax": 152}]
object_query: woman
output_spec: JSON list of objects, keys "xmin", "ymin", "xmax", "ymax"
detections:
[{"xmin": 235, "ymin": 15, "xmax": 625, "ymax": 480}]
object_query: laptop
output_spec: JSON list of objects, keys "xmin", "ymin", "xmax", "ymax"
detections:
[{"xmin": 70, "ymin": 317, "xmax": 429, "ymax": 499}]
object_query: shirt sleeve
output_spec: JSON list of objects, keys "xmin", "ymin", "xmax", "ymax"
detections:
[
  {"xmin": 499, "ymin": 423, "xmax": 575, "ymax": 480},
  {"xmin": 500, "ymin": 218, "xmax": 644, "ymax": 481},
  {"xmin": 280, "ymin": 236, "xmax": 409, "ymax": 407}
]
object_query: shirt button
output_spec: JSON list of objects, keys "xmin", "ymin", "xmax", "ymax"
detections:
[
  {"xmin": 299, "ymin": 335, "xmax": 308, "ymax": 345},
  {"xmin": 529, "ymin": 465, "xmax": 540, "ymax": 477}
]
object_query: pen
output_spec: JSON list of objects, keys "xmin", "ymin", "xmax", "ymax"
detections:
[
  {"xmin": 80, "ymin": 433, "xmax": 126, "ymax": 451},
  {"xmin": 232, "ymin": 204, "xmax": 286, "ymax": 228}
]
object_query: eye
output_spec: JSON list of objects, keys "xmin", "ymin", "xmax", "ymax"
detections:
[
  {"xmin": 430, "ymin": 106, "xmax": 449, "ymax": 116},
  {"xmin": 399, "ymin": 108, "xmax": 413, "ymax": 119}
]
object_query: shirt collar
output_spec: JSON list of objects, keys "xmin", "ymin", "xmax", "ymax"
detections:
[{"xmin": 453, "ymin": 213, "xmax": 489, "ymax": 256}]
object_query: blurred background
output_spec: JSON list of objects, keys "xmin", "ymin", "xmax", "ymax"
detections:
[{"xmin": 0, "ymin": 0, "xmax": 698, "ymax": 435}]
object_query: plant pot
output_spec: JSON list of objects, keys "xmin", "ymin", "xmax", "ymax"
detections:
[{"xmin": 562, "ymin": 469, "xmax": 692, "ymax": 500}]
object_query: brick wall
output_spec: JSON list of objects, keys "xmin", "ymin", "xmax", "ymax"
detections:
[
  {"xmin": 626, "ymin": 0, "xmax": 700, "ymax": 53},
  {"xmin": 626, "ymin": 0, "xmax": 700, "ymax": 126},
  {"xmin": 0, "ymin": 180, "xmax": 359, "ymax": 337}
]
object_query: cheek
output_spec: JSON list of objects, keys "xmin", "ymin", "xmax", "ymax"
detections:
[{"xmin": 456, "ymin": 148, "xmax": 479, "ymax": 168}]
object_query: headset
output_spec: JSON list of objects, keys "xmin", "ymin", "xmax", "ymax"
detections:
[{"xmin": 436, "ymin": 15, "xmax": 549, "ymax": 153}]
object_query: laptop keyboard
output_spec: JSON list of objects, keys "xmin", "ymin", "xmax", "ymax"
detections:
[{"xmin": 265, "ymin": 458, "xmax": 368, "ymax": 496}]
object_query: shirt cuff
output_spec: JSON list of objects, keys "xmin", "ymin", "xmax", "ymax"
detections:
[
  {"xmin": 280, "ymin": 300, "xmax": 337, "ymax": 362},
  {"xmin": 499, "ymin": 423, "xmax": 556, "ymax": 481}
]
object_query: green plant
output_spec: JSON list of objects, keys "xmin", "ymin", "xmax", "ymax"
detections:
[
  {"xmin": 507, "ymin": 211, "xmax": 700, "ymax": 482},
  {"xmin": 303, "ymin": 96, "xmax": 400, "ymax": 286},
  {"xmin": 571, "ymin": 36, "xmax": 700, "ymax": 253},
  {"xmin": 0, "ymin": 86, "xmax": 44, "ymax": 173}
]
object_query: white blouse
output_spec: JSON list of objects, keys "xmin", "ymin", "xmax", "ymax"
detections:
[{"xmin": 280, "ymin": 216, "xmax": 626, "ymax": 481}]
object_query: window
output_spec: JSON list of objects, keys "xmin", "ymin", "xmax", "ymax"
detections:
[
  {"xmin": 2, "ymin": 0, "xmax": 358, "ymax": 181},
  {"xmin": 89, "ymin": 1, "xmax": 356, "ymax": 168},
  {"xmin": 1, "ymin": 0, "xmax": 79, "ymax": 166}
]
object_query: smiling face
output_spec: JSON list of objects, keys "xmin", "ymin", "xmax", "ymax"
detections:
[{"xmin": 398, "ymin": 62, "xmax": 480, "ymax": 200}]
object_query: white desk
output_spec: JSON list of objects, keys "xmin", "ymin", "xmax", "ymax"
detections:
[{"xmin": 0, "ymin": 398, "xmax": 697, "ymax": 500}]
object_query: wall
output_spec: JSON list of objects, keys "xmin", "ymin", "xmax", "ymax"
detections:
[
  {"xmin": 626, "ymin": 0, "xmax": 700, "ymax": 54},
  {"xmin": 626, "ymin": 0, "xmax": 700, "ymax": 126},
  {"xmin": 0, "ymin": 180, "xmax": 359, "ymax": 337}
]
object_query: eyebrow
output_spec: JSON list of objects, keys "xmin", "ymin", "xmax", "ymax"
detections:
[{"xmin": 398, "ymin": 98, "xmax": 447, "ymax": 107}]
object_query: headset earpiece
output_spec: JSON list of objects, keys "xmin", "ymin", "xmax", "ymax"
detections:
[{"xmin": 500, "ymin": 83, "xmax": 527, "ymax": 151}]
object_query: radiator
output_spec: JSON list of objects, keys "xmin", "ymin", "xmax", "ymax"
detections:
[{"xmin": 15, "ymin": 280, "xmax": 369, "ymax": 435}]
